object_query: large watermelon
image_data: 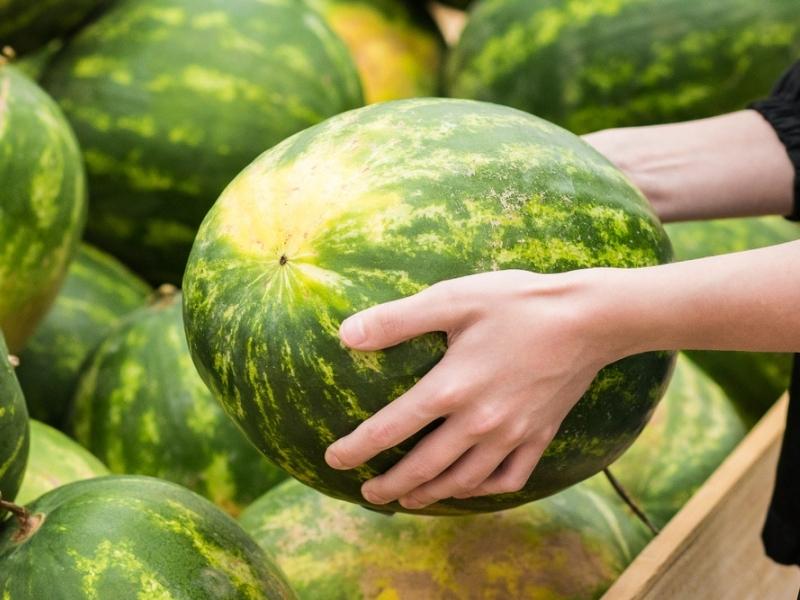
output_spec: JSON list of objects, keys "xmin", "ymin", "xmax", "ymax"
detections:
[
  {"xmin": 16, "ymin": 243, "xmax": 151, "ymax": 428},
  {"xmin": 445, "ymin": 0, "xmax": 800, "ymax": 133},
  {"xmin": 15, "ymin": 419, "xmax": 109, "ymax": 506},
  {"xmin": 0, "ymin": 335, "xmax": 29, "ymax": 503},
  {"xmin": 608, "ymin": 354, "xmax": 748, "ymax": 529},
  {"xmin": 0, "ymin": 0, "xmax": 108, "ymax": 56},
  {"xmin": 240, "ymin": 475, "xmax": 651, "ymax": 599},
  {"xmin": 0, "ymin": 64, "xmax": 87, "ymax": 353},
  {"xmin": 666, "ymin": 217, "xmax": 800, "ymax": 424},
  {"xmin": 0, "ymin": 475, "xmax": 296, "ymax": 599},
  {"xmin": 308, "ymin": 0, "xmax": 444, "ymax": 103},
  {"xmin": 183, "ymin": 98, "xmax": 674, "ymax": 515},
  {"xmin": 42, "ymin": 0, "xmax": 364, "ymax": 285},
  {"xmin": 71, "ymin": 290, "xmax": 287, "ymax": 516}
]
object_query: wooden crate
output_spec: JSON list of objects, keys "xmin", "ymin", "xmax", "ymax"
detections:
[{"xmin": 604, "ymin": 395, "xmax": 800, "ymax": 599}]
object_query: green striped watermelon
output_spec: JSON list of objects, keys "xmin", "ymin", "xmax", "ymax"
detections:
[
  {"xmin": 0, "ymin": 0, "xmax": 109, "ymax": 56},
  {"xmin": 0, "ymin": 475, "xmax": 296, "ymax": 599},
  {"xmin": 15, "ymin": 420, "xmax": 109, "ymax": 506},
  {"xmin": 308, "ymin": 0, "xmax": 444, "ymax": 104},
  {"xmin": 16, "ymin": 243, "xmax": 151, "ymax": 428},
  {"xmin": 42, "ymin": 0, "xmax": 364, "ymax": 285},
  {"xmin": 0, "ymin": 64, "xmax": 87, "ymax": 353},
  {"xmin": 240, "ymin": 475, "xmax": 651, "ymax": 599},
  {"xmin": 0, "ymin": 335, "xmax": 28, "ymax": 503},
  {"xmin": 71, "ymin": 290, "xmax": 287, "ymax": 516},
  {"xmin": 665, "ymin": 217, "xmax": 800, "ymax": 424},
  {"xmin": 183, "ymin": 98, "xmax": 675, "ymax": 515},
  {"xmin": 445, "ymin": 0, "xmax": 800, "ymax": 133},
  {"xmin": 608, "ymin": 354, "xmax": 747, "ymax": 529}
]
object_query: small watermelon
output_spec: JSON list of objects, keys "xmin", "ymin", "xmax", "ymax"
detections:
[
  {"xmin": 0, "ymin": 335, "xmax": 29, "ymax": 503},
  {"xmin": 666, "ymin": 216, "xmax": 800, "ymax": 424},
  {"xmin": 0, "ymin": 64, "xmax": 87, "ymax": 353},
  {"xmin": 240, "ymin": 476, "xmax": 651, "ymax": 599},
  {"xmin": 445, "ymin": 0, "xmax": 800, "ymax": 133},
  {"xmin": 17, "ymin": 243, "xmax": 151, "ymax": 428},
  {"xmin": 42, "ymin": 0, "xmax": 363, "ymax": 284},
  {"xmin": 15, "ymin": 420, "xmax": 109, "ymax": 506},
  {"xmin": 608, "ymin": 354, "xmax": 748, "ymax": 529},
  {"xmin": 0, "ymin": 475, "xmax": 296, "ymax": 599},
  {"xmin": 184, "ymin": 98, "xmax": 674, "ymax": 515},
  {"xmin": 71, "ymin": 289, "xmax": 286, "ymax": 516}
]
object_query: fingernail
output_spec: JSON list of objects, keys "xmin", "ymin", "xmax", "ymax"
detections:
[
  {"xmin": 362, "ymin": 489, "xmax": 385, "ymax": 505},
  {"xmin": 325, "ymin": 446, "xmax": 344, "ymax": 469},
  {"xmin": 399, "ymin": 496, "xmax": 423, "ymax": 509},
  {"xmin": 340, "ymin": 316, "xmax": 366, "ymax": 346}
]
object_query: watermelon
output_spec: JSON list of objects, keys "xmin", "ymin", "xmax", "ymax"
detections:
[
  {"xmin": 183, "ymin": 98, "xmax": 675, "ymax": 515},
  {"xmin": 0, "ymin": 64, "xmax": 87, "ymax": 353},
  {"xmin": 0, "ymin": 475, "xmax": 296, "ymax": 599},
  {"xmin": 240, "ymin": 475, "xmax": 651, "ymax": 599},
  {"xmin": 42, "ymin": 0, "xmax": 364, "ymax": 285},
  {"xmin": 15, "ymin": 420, "xmax": 109, "ymax": 506},
  {"xmin": 666, "ymin": 217, "xmax": 800, "ymax": 424},
  {"xmin": 0, "ymin": 0, "xmax": 109, "ymax": 56},
  {"xmin": 0, "ymin": 335, "xmax": 28, "ymax": 503},
  {"xmin": 71, "ymin": 289, "xmax": 287, "ymax": 516},
  {"xmin": 608, "ymin": 354, "xmax": 748, "ymax": 529},
  {"xmin": 445, "ymin": 0, "xmax": 800, "ymax": 134},
  {"xmin": 308, "ymin": 0, "xmax": 444, "ymax": 104},
  {"xmin": 16, "ymin": 243, "xmax": 151, "ymax": 429}
]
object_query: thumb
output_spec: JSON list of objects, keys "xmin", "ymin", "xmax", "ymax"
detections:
[{"xmin": 339, "ymin": 282, "xmax": 461, "ymax": 351}]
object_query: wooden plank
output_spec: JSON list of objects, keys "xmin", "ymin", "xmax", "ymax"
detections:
[{"xmin": 604, "ymin": 395, "xmax": 800, "ymax": 600}]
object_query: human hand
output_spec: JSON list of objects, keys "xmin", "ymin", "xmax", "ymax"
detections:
[{"xmin": 324, "ymin": 269, "xmax": 627, "ymax": 510}]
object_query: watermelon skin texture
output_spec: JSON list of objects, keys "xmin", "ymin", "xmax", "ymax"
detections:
[
  {"xmin": 42, "ymin": 0, "xmax": 364, "ymax": 286},
  {"xmin": 0, "ymin": 0, "xmax": 109, "ymax": 56},
  {"xmin": 15, "ymin": 419, "xmax": 109, "ymax": 506},
  {"xmin": 308, "ymin": 0, "xmax": 444, "ymax": 104},
  {"xmin": 609, "ymin": 355, "xmax": 747, "ymax": 530},
  {"xmin": 666, "ymin": 217, "xmax": 800, "ymax": 425},
  {"xmin": 0, "ymin": 334, "xmax": 29, "ymax": 503},
  {"xmin": 240, "ymin": 475, "xmax": 651, "ymax": 599},
  {"xmin": 0, "ymin": 475, "xmax": 297, "ymax": 599},
  {"xmin": 183, "ymin": 98, "xmax": 675, "ymax": 516},
  {"xmin": 445, "ymin": 0, "xmax": 800, "ymax": 134},
  {"xmin": 0, "ymin": 65, "xmax": 87, "ymax": 353},
  {"xmin": 16, "ymin": 243, "xmax": 151, "ymax": 429},
  {"xmin": 71, "ymin": 293, "xmax": 287, "ymax": 516}
]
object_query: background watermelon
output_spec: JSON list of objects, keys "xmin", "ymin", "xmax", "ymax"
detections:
[
  {"xmin": 16, "ymin": 243, "xmax": 151, "ymax": 428},
  {"xmin": 0, "ymin": 0, "xmax": 109, "ymax": 56},
  {"xmin": 71, "ymin": 290, "xmax": 287, "ymax": 516},
  {"xmin": 0, "ymin": 335, "xmax": 28, "ymax": 503},
  {"xmin": 445, "ymin": 0, "xmax": 800, "ymax": 133},
  {"xmin": 42, "ymin": 0, "xmax": 364, "ymax": 285},
  {"xmin": 15, "ymin": 419, "xmax": 109, "ymax": 506},
  {"xmin": 240, "ymin": 475, "xmax": 651, "ymax": 599},
  {"xmin": 0, "ymin": 64, "xmax": 87, "ymax": 353},
  {"xmin": 607, "ymin": 354, "xmax": 748, "ymax": 529},
  {"xmin": 184, "ymin": 98, "xmax": 674, "ymax": 515},
  {"xmin": 0, "ymin": 476, "xmax": 296, "ymax": 599},
  {"xmin": 665, "ymin": 217, "xmax": 800, "ymax": 424},
  {"xmin": 309, "ymin": 0, "xmax": 444, "ymax": 103}
]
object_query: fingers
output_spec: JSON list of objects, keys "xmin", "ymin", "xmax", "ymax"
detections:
[
  {"xmin": 325, "ymin": 359, "xmax": 459, "ymax": 470},
  {"xmin": 397, "ymin": 436, "xmax": 518, "ymax": 509},
  {"xmin": 358, "ymin": 412, "xmax": 476, "ymax": 505},
  {"xmin": 464, "ymin": 440, "xmax": 546, "ymax": 498},
  {"xmin": 340, "ymin": 281, "xmax": 465, "ymax": 351}
]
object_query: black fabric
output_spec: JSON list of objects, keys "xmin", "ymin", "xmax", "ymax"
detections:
[
  {"xmin": 751, "ymin": 61, "xmax": 800, "ymax": 566},
  {"xmin": 750, "ymin": 62, "xmax": 800, "ymax": 221}
]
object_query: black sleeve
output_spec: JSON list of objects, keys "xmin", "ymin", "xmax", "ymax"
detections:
[{"xmin": 750, "ymin": 62, "xmax": 800, "ymax": 221}]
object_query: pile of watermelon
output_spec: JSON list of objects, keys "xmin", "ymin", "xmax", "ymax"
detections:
[{"xmin": 1, "ymin": 1, "xmax": 797, "ymax": 598}]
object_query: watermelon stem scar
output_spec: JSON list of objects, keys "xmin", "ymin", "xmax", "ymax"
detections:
[
  {"xmin": 0, "ymin": 495, "xmax": 44, "ymax": 542},
  {"xmin": 279, "ymin": 254, "xmax": 288, "ymax": 265},
  {"xmin": 151, "ymin": 284, "xmax": 179, "ymax": 307},
  {"xmin": 603, "ymin": 468, "xmax": 660, "ymax": 536}
]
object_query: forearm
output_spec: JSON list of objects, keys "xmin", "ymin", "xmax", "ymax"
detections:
[
  {"xmin": 587, "ymin": 240, "xmax": 800, "ymax": 358},
  {"xmin": 584, "ymin": 111, "xmax": 795, "ymax": 222}
]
